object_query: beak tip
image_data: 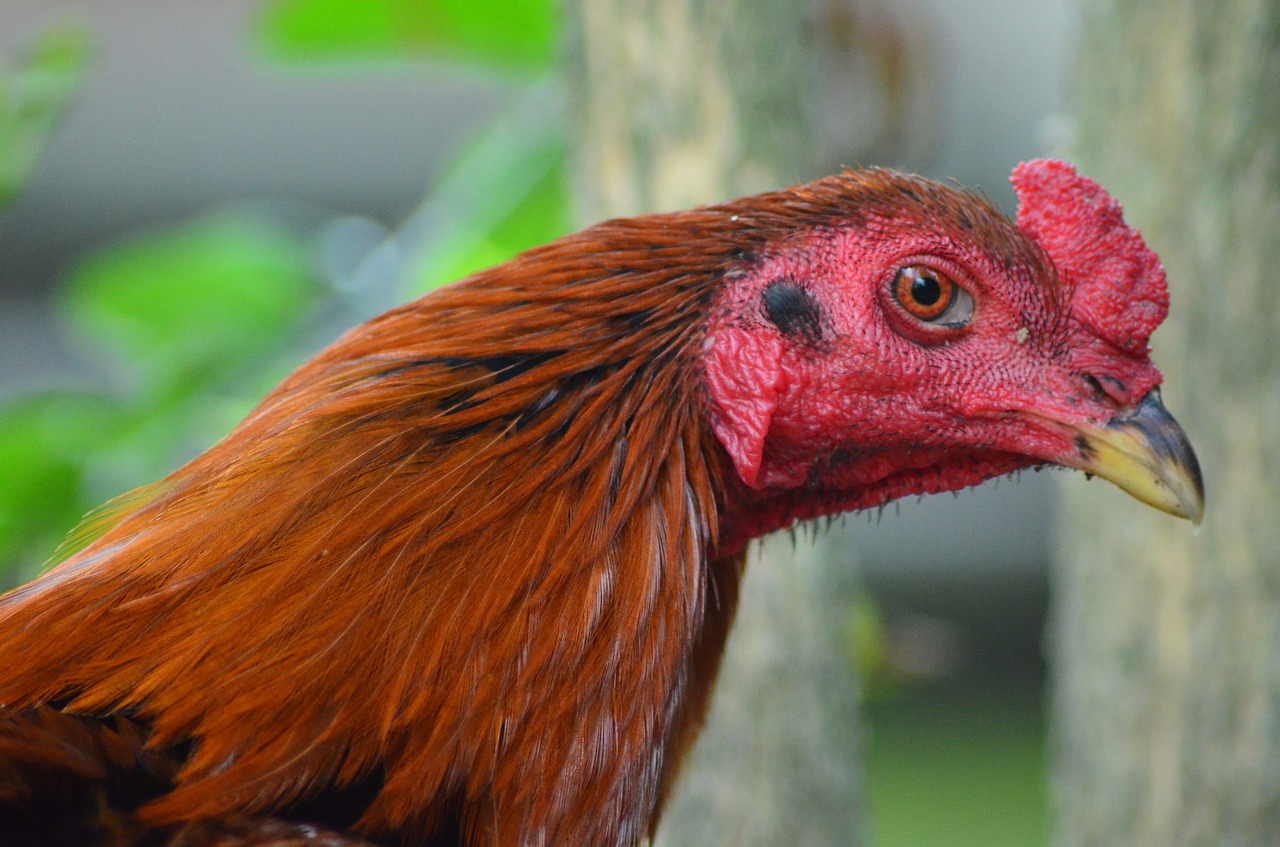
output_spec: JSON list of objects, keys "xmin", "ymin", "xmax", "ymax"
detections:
[
  {"xmin": 1066, "ymin": 389, "xmax": 1205, "ymax": 526},
  {"xmin": 1184, "ymin": 467, "xmax": 1206, "ymax": 527},
  {"xmin": 1179, "ymin": 488, "xmax": 1205, "ymax": 526},
  {"xmin": 1168, "ymin": 422, "xmax": 1205, "ymax": 526}
]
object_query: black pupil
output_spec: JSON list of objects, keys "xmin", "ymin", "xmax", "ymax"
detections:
[{"xmin": 911, "ymin": 274, "xmax": 942, "ymax": 306}]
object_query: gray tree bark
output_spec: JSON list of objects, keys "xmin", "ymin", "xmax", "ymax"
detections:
[
  {"xmin": 1051, "ymin": 1, "xmax": 1280, "ymax": 845},
  {"xmin": 563, "ymin": 2, "xmax": 869, "ymax": 844},
  {"xmin": 564, "ymin": 0, "xmax": 823, "ymax": 218}
]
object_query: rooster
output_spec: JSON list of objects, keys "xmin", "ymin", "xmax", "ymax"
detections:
[{"xmin": 0, "ymin": 159, "xmax": 1202, "ymax": 847}]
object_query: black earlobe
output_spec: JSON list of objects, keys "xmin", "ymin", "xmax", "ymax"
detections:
[{"xmin": 762, "ymin": 279, "xmax": 823, "ymax": 343}]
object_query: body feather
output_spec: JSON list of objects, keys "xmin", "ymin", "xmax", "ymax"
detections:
[{"xmin": 0, "ymin": 203, "xmax": 776, "ymax": 845}]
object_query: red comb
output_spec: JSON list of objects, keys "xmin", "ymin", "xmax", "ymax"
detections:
[{"xmin": 1011, "ymin": 159, "xmax": 1168, "ymax": 353}]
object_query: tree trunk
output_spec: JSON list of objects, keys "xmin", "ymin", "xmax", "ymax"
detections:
[
  {"xmin": 564, "ymin": 0, "xmax": 822, "ymax": 218},
  {"xmin": 1051, "ymin": 1, "xmax": 1280, "ymax": 845},
  {"xmin": 563, "ymin": 2, "xmax": 866, "ymax": 845}
]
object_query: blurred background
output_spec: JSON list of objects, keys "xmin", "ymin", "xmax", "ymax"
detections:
[{"xmin": 0, "ymin": 1, "xmax": 1081, "ymax": 844}]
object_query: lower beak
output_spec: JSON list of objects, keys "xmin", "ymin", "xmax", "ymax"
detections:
[{"xmin": 1062, "ymin": 390, "xmax": 1205, "ymax": 524}]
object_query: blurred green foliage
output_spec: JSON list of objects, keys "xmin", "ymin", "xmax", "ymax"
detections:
[
  {"xmin": 0, "ymin": 393, "xmax": 115, "ymax": 583},
  {"xmin": 410, "ymin": 89, "xmax": 569, "ymax": 294},
  {"xmin": 848, "ymin": 595, "xmax": 897, "ymax": 697},
  {"xmin": 256, "ymin": 0, "xmax": 572, "ymax": 299},
  {"xmin": 0, "ymin": 214, "xmax": 323, "ymax": 585},
  {"xmin": 418, "ymin": 158, "xmax": 568, "ymax": 291},
  {"xmin": 0, "ymin": 6, "xmax": 569, "ymax": 586},
  {"xmin": 867, "ymin": 687, "xmax": 1047, "ymax": 846},
  {"xmin": 254, "ymin": 0, "xmax": 573, "ymax": 298},
  {"xmin": 67, "ymin": 215, "xmax": 318, "ymax": 393},
  {"xmin": 259, "ymin": 0, "xmax": 556, "ymax": 70},
  {"xmin": 0, "ymin": 26, "xmax": 89, "ymax": 208}
]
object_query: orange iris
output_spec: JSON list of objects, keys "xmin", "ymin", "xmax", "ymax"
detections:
[{"xmin": 894, "ymin": 265, "xmax": 956, "ymax": 321}]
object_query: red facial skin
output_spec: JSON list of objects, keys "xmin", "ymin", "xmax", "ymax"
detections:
[{"xmin": 705, "ymin": 159, "xmax": 1169, "ymax": 555}]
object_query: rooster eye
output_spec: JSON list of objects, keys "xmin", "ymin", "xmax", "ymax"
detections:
[{"xmin": 893, "ymin": 265, "xmax": 974, "ymax": 327}]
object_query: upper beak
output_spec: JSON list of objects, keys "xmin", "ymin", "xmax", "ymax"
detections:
[{"xmin": 1062, "ymin": 390, "xmax": 1205, "ymax": 524}]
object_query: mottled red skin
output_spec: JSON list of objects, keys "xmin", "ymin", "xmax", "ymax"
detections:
[{"xmin": 706, "ymin": 159, "xmax": 1168, "ymax": 554}]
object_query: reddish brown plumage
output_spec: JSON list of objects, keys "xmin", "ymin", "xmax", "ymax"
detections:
[{"xmin": 0, "ymin": 161, "xmax": 1198, "ymax": 846}]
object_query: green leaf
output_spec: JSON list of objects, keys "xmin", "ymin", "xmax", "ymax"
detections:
[
  {"xmin": 258, "ymin": 0, "xmax": 398, "ymax": 57},
  {"xmin": 258, "ymin": 0, "xmax": 556, "ymax": 70},
  {"xmin": 0, "ymin": 393, "xmax": 120, "ymax": 577},
  {"xmin": 63, "ymin": 213, "xmax": 318, "ymax": 393},
  {"xmin": 424, "ymin": 0, "xmax": 556, "ymax": 68},
  {"xmin": 418, "ymin": 158, "xmax": 569, "ymax": 291},
  {"xmin": 0, "ymin": 26, "xmax": 91, "ymax": 208},
  {"xmin": 408, "ymin": 88, "xmax": 569, "ymax": 293}
]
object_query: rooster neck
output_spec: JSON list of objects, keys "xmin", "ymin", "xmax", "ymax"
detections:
[{"xmin": 0, "ymin": 235, "xmax": 739, "ymax": 846}]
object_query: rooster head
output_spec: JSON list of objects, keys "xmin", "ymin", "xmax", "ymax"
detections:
[{"xmin": 703, "ymin": 159, "xmax": 1203, "ymax": 547}]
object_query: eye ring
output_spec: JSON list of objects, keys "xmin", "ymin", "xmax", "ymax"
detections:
[{"xmin": 892, "ymin": 265, "xmax": 974, "ymax": 327}]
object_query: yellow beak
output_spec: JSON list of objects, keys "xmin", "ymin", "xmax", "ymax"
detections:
[{"xmin": 1063, "ymin": 390, "xmax": 1205, "ymax": 524}]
